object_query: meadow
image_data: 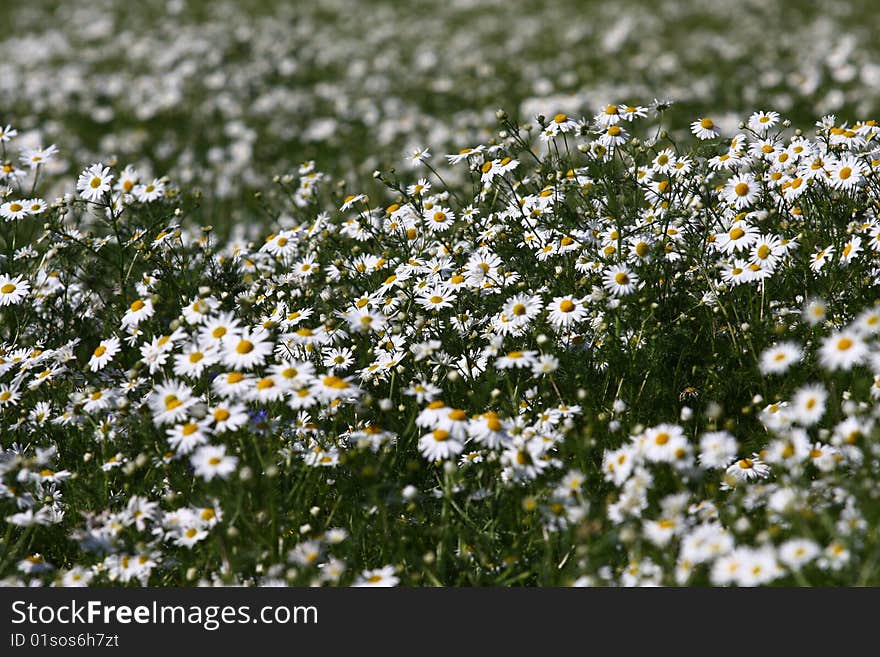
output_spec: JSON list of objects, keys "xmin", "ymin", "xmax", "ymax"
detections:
[{"xmin": 2, "ymin": 0, "xmax": 880, "ymax": 586}]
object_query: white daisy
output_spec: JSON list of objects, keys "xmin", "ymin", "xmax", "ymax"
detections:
[
  {"xmin": 76, "ymin": 163, "xmax": 114, "ymax": 202},
  {"xmin": 819, "ymin": 330, "xmax": 867, "ymax": 371},
  {"xmin": 759, "ymin": 342, "xmax": 802, "ymax": 375},
  {"xmin": 88, "ymin": 337, "xmax": 121, "ymax": 372},
  {"xmin": 191, "ymin": 444, "xmax": 238, "ymax": 481},
  {"xmin": 0, "ymin": 274, "xmax": 30, "ymax": 306}
]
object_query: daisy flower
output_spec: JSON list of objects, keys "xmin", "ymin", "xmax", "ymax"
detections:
[
  {"xmin": 149, "ymin": 380, "xmax": 199, "ymax": 426},
  {"xmin": 167, "ymin": 420, "xmax": 211, "ymax": 454},
  {"xmin": 120, "ymin": 298, "xmax": 155, "ymax": 329},
  {"xmin": 715, "ymin": 221, "xmax": 758, "ymax": 254},
  {"xmin": 408, "ymin": 147, "xmax": 431, "ymax": 167},
  {"xmin": 418, "ymin": 428, "xmax": 464, "ymax": 461},
  {"xmin": 311, "ymin": 374, "xmax": 361, "ymax": 402},
  {"xmin": 803, "ymin": 297, "xmax": 827, "ymax": 325},
  {"xmin": 502, "ymin": 293, "xmax": 543, "ymax": 324},
  {"xmin": 23, "ymin": 198, "xmax": 47, "ymax": 215},
  {"xmin": 853, "ymin": 306, "xmax": 880, "ymax": 336},
  {"xmin": 547, "ymin": 295, "xmax": 587, "ymax": 329},
  {"xmin": 720, "ymin": 259, "xmax": 752, "ymax": 286},
  {"xmin": 261, "ymin": 231, "xmax": 297, "ymax": 258},
  {"xmin": 76, "ymin": 163, "xmax": 114, "ymax": 202},
  {"xmin": 175, "ymin": 526, "xmax": 208, "ymax": 549},
  {"xmin": 651, "ymin": 148, "xmax": 677, "ymax": 174},
  {"xmin": 819, "ymin": 331, "xmax": 867, "ymax": 371},
  {"xmin": 133, "ymin": 178, "xmax": 166, "ymax": 203},
  {"xmin": 642, "ymin": 423, "xmax": 689, "ymax": 463},
  {"xmin": 114, "ymin": 164, "xmax": 139, "ymax": 194},
  {"xmin": 724, "ymin": 455, "xmax": 771, "ymax": 483},
  {"xmin": 809, "ymin": 245, "xmax": 834, "ymax": 272},
  {"xmin": 602, "ymin": 265, "xmax": 639, "ymax": 297},
  {"xmin": 353, "ymin": 565, "xmax": 399, "ymax": 587},
  {"xmin": 270, "ymin": 360, "xmax": 316, "ymax": 389},
  {"xmin": 594, "ymin": 104, "xmax": 623, "ymax": 128},
  {"xmin": 416, "ymin": 285, "xmax": 456, "ymax": 311},
  {"xmin": 496, "ymin": 350, "xmax": 538, "ymax": 369},
  {"xmin": 0, "ymin": 124, "xmax": 17, "ymax": 142},
  {"xmin": 532, "ymin": 354, "xmax": 560, "ymax": 376},
  {"xmin": 750, "ymin": 234, "xmax": 784, "ymax": 267},
  {"xmin": 779, "ymin": 539, "xmax": 820, "ymax": 571},
  {"xmin": 191, "ymin": 444, "xmax": 238, "ymax": 481},
  {"xmin": 748, "ymin": 110, "xmax": 780, "ymax": 134},
  {"xmin": 424, "ymin": 206, "xmax": 455, "ymax": 233},
  {"xmin": 759, "ymin": 342, "xmax": 802, "ymax": 375},
  {"xmin": 209, "ymin": 402, "xmax": 249, "ymax": 433},
  {"xmin": 0, "ymin": 383, "xmax": 21, "ymax": 408},
  {"xmin": 20, "ymin": 145, "xmax": 58, "ymax": 169},
  {"xmin": 222, "ymin": 328, "xmax": 273, "ymax": 370},
  {"xmin": 839, "ymin": 236, "xmax": 862, "ymax": 265},
  {"xmin": 698, "ymin": 431, "xmax": 738, "ymax": 469},
  {"xmin": 691, "ymin": 117, "xmax": 719, "ymax": 139},
  {"xmin": 791, "ymin": 383, "xmax": 828, "ymax": 426},
  {"xmin": 0, "ymin": 200, "xmax": 28, "ymax": 221},
  {"xmin": 446, "ymin": 146, "xmax": 483, "ymax": 165},
  {"xmin": 322, "ymin": 346, "xmax": 355, "ymax": 373},
  {"xmin": 200, "ymin": 311, "xmax": 242, "ymax": 345},
  {"xmin": 598, "ymin": 124, "xmax": 628, "ymax": 148},
  {"xmin": 828, "ymin": 155, "xmax": 865, "ymax": 190},
  {"xmin": 0, "ymin": 274, "xmax": 30, "ymax": 306},
  {"xmin": 723, "ymin": 174, "xmax": 760, "ymax": 209},
  {"xmin": 250, "ymin": 375, "xmax": 286, "ymax": 403},
  {"xmin": 88, "ymin": 337, "xmax": 121, "ymax": 372}
]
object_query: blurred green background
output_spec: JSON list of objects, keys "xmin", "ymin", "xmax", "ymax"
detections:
[{"xmin": 4, "ymin": 0, "xmax": 878, "ymax": 226}]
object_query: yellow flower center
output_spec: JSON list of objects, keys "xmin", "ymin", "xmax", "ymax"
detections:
[{"xmin": 322, "ymin": 375, "xmax": 350, "ymax": 389}]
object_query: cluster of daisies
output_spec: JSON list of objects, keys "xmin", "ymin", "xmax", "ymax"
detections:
[
  {"xmin": 6, "ymin": 0, "xmax": 880, "ymax": 221},
  {"xmin": 2, "ymin": 99, "xmax": 880, "ymax": 587}
]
